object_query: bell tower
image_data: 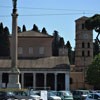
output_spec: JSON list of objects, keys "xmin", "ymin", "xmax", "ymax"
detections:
[{"xmin": 75, "ymin": 16, "xmax": 93, "ymax": 71}]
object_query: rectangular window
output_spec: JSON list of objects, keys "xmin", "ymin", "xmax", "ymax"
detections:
[
  {"xmin": 82, "ymin": 51, "xmax": 84, "ymax": 56},
  {"xmin": 82, "ymin": 23, "xmax": 85, "ymax": 29},
  {"xmin": 39, "ymin": 47, "xmax": 44, "ymax": 54},
  {"xmin": 82, "ymin": 42, "xmax": 85, "ymax": 48},
  {"xmin": 29, "ymin": 47, "xmax": 33, "ymax": 54},
  {"xmin": 88, "ymin": 43, "xmax": 90, "ymax": 48},
  {"xmin": 87, "ymin": 50, "xmax": 90, "ymax": 56},
  {"xmin": 18, "ymin": 47, "xmax": 23, "ymax": 54}
]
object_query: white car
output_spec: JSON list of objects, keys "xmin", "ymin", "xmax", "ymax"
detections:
[
  {"xmin": 48, "ymin": 91, "xmax": 61, "ymax": 100},
  {"xmin": 27, "ymin": 89, "xmax": 41, "ymax": 100},
  {"xmin": 57, "ymin": 90, "xmax": 73, "ymax": 100},
  {"xmin": 85, "ymin": 93, "xmax": 100, "ymax": 100}
]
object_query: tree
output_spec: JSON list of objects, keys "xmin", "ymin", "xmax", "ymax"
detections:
[
  {"xmin": 58, "ymin": 37, "xmax": 64, "ymax": 48},
  {"xmin": 93, "ymin": 39, "xmax": 99, "ymax": 57},
  {"xmin": 32, "ymin": 24, "xmax": 39, "ymax": 32},
  {"xmin": 22, "ymin": 25, "xmax": 26, "ymax": 32},
  {"xmin": 17, "ymin": 26, "xmax": 21, "ymax": 33},
  {"xmin": 41, "ymin": 27, "xmax": 48, "ymax": 34},
  {"xmin": 85, "ymin": 14, "xmax": 100, "ymax": 46},
  {"xmin": 3, "ymin": 27, "xmax": 10, "ymax": 56},
  {"xmin": 0, "ymin": 22, "xmax": 3, "ymax": 34},
  {"xmin": 0, "ymin": 24, "xmax": 10, "ymax": 56},
  {"xmin": 52, "ymin": 30, "xmax": 60, "ymax": 56},
  {"xmin": 86, "ymin": 53, "xmax": 100, "ymax": 89},
  {"xmin": 0, "ymin": 22, "xmax": 4, "ymax": 56},
  {"xmin": 65, "ymin": 41, "xmax": 72, "ymax": 64}
]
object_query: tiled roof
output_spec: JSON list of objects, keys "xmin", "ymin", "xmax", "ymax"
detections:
[
  {"xmin": 18, "ymin": 30, "xmax": 52, "ymax": 37},
  {"xmin": 75, "ymin": 16, "xmax": 88, "ymax": 21},
  {"xmin": 0, "ymin": 56, "xmax": 70, "ymax": 70}
]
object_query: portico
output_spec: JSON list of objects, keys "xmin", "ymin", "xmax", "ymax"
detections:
[{"xmin": 0, "ymin": 56, "xmax": 70, "ymax": 90}]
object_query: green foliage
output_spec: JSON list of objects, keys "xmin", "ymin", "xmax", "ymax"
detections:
[
  {"xmin": 85, "ymin": 14, "xmax": 100, "ymax": 33},
  {"xmin": 58, "ymin": 37, "xmax": 64, "ymax": 48},
  {"xmin": 22, "ymin": 25, "xmax": 26, "ymax": 32},
  {"xmin": 41, "ymin": 27, "xmax": 48, "ymax": 34},
  {"xmin": 17, "ymin": 26, "xmax": 21, "ymax": 33},
  {"xmin": 32, "ymin": 24, "xmax": 40, "ymax": 32},
  {"xmin": 52, "ymin": 30, "xmax": 60, "ymax": 56},
  {"xmin": 93, "ymin": 39, "xmax": 99, "ymax": 57},
  {"xmin": 86, "ymin": 53, "xmax": 100, "ymax": 88},
  {"xmin": 0, "ymin": 22, "xmax": 10, "ymax": 56},
  {"xmin": 65, "ymin": 41, "xmax": 72, "ymax": 64},
  {"xmin": 85, "ymin": 14, "xmax": 100, "ymax": 46}
]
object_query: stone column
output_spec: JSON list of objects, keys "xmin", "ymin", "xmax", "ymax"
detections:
[
  {"xmin": 21, "ymin": 73, "xmax": 24, "ymax": 88},
  {"xmin": 7, "ymin": 1, "xmax": 21, "ymax": 89},
  {"xmin": 54, "ymin": 73, "xmax": 57, "ymax": 91},
  {"xmin": 0, "ymin": 73, "xmax": 2, "ymax": 88},
  {"xmin": 33, "ymin": 73, "xmax": 36, "ymax": 90},
  {"xmin": 44, "ymin": 73, "xmax": 47, "ymax": 90},
  {"xmin": 65, "ymin": 73, "xmax": 70, "ymax": 91}
]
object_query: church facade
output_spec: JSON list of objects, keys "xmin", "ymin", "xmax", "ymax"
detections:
[{"xmin": 0, "ymin": 30, "xmax": 70, "ymax": 90}]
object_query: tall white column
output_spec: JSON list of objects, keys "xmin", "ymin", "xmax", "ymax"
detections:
[
  {"xmin": 44, "ymin": 73, "xmax": 47, "ymax": 90},
  {"xmin": 54, "ymin": 73, "xmax": 57, "ymax": 91},
  {"xmin": 7, "ymin": 0, "xmax": 21, "ymax": 89},
  {"xmin": 21, "ymin": 73, "xmax": 24, "ymax": 88},
  {"xmin": 0, "ymin": 73, "xmax": 2, "ymax": 88},
  {"xmin": 65, "ymin": 73, "xmax": 70, "ymax": 91},
  {"xmin": 33, "ymin": 73, "xmax": 36, "ymax": 90}
]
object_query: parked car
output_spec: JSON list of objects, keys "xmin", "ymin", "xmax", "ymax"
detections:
[
  {"xmin": 85, "ymin": 93, "xmax": 100, "ymax": 100},
  {"xmin": 48, "ymin": 91, "xmax": 61, "ymax": 100},
  {"xmin": 72, "ymin": 90, "xmax": 89, "ymax": 100},
  {"xmin": 28, "ymin": 89, "xmax": 42, "ymax": 100},
  {"xmin": 0, "ymin": 91, "xmax": 17, "ymax": 100},
  {"xmin": 12, "ymin": 90, "xmax": 34, "ymax": 99},
  {"xmin": 57, "ymin": 90, "xmax": 73, "ymax": 100}
]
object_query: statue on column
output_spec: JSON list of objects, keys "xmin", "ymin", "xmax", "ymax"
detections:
[{"xmin": 13, "ymin": 0, "xmax": 17, "ymax": 9}]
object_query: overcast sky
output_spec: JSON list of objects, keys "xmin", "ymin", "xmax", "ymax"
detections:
[{"xmin": 0, "ymin": 0, "xmax": 100, "ymax": 49}]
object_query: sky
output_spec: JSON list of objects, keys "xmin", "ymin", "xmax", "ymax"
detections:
[{"xmin": 0, "ymin": 0, "xmax": 100, "ymax": 49}]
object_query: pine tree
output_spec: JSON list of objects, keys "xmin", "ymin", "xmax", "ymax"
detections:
[
  {"xmin": 58, "ymin": 37, "xmax": 64, "ymax": 48},
  {"xmin": 22, "ymin": 25, "xmax": 26, "ymax": 32},
  {"xmin": 3, "ymin": 27, "xmax": 10, "ymax": 56},
  {"xmin": 52, "ymin": 30, "xmax": 59, "ymax": 56},
  {"xmin": 17, "ymin": 26, "xmax": 21, "ymax": 33},
  {"xmin": 65, "ymin": 41, "xmax": 72, "ymax": 64},
  {"xmin": 41, "ymin": 27, "xmax": 48, "ymax": 34},
  {"xmin": 32, "ymin": 24, "xmax": 39, "ymax": 32},
  {"xmin": 0, "ymin": 23, "xmax": 10, "ymax": 57}
]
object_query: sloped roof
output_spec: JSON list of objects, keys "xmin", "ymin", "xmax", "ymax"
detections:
[
  {"xmin": 0, "ymin": 56, "xmax": 70, "ymax": 70},
  {"xmin": 75, "ymin": 16, "xmax": 88, "ymax": 22},
  {"xmin": 18, "ymin": 30, "xmax": 52, "ymax": 37}
]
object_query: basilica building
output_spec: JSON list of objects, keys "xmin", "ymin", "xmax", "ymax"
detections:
[{"xmin": 0, "ymin": 30, "xmax": 70, "ymax": 90}]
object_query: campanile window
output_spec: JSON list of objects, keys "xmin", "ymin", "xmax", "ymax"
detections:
[
  {"xmin": 88, "ymin": 42, "xmax": 90, "ymax": 48},
  {"xmin": 82, "ymin": 42, "xmax": 85, "ymax": 48},
  {"xmin": 82, "ymin": 51, "xmax": 85, "ymax": 56}
]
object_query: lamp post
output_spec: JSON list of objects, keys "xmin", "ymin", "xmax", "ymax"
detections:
[{"xmin": 7, "ymin": 0, "xmax": 21, "ymax": 88}]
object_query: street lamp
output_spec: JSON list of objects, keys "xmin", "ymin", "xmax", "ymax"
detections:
[{"xmin": 7, "ymin": 0, "xmax": 21, "ymax": 89}]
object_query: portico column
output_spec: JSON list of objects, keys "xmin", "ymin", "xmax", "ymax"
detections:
[
  {"xmin": 21, "ymin": 73, "xmax": 24, "ymax": 88},
  {"xmin": 0, "ymin": 73, "xmax": 2, "ymax": 88},
  {"xmin": 33, "ymin": 73, "xmax": 36, "ymax": 90},
  {"xmin": 65, "ymin": 73, "xmax": 70, "ymax": 91},
  {"xmin": 54, "ymin": 73, "xmax": 57, "ymax": 91},
  {"xmin": 44, "ymin": 73, "xmax": 47, "ymax": 90}
]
